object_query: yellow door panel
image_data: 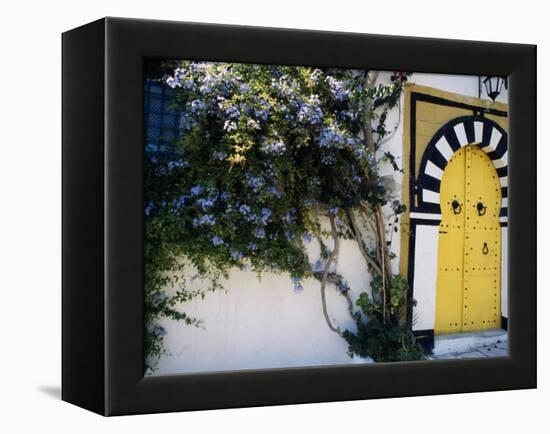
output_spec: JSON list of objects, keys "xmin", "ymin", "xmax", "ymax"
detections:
[
  {"xmin": 435, "ymin": 145, "xmax": 501, "ymax": 335},
  {"xmin": 435, "ymin": 147, "xmax": 466, "ymax": 334},
  {"xmin": 463, "ymin": 146, "xmax": 501, "ymax": 331}
]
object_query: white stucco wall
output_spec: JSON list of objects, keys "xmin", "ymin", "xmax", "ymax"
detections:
[
  {"xmin": 149, "ymin": 73, "xmax": 509, "ymax": 375},
  {"xmin": 404, "ymin": 72, "xmax": 508, "ymax": 101},
  {"xmin": 150, "ymin": 219, "xmax": 372, "ymax": 374},
  {"xmin": 411, "ymin": 225, "xmax": 439, "ymax": 331}
]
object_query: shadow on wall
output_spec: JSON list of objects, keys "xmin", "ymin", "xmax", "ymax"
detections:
[{"xmin": 37, "ymin": 385, "xmax": 61, "ymax": 400}]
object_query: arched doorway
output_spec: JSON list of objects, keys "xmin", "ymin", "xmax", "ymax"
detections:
[{"xmin": 435, "ymin": 145, "xmax": 501, "ymax": 334}]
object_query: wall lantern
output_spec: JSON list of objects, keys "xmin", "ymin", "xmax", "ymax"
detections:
[{"xmin": 482, "ymin": 76, "xmax": 507, "ymax": 101}]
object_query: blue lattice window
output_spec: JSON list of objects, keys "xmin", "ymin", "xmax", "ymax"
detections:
[{"xmin": 144, "ymin": 79, "xmax": 180, "ymax": 154}]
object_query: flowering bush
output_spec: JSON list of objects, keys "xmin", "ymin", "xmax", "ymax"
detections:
[{"xmin": 144, "ymin": 61, "xmax": 420, "ymax": 370}]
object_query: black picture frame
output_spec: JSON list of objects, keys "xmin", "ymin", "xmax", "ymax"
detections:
[{"xmin": 62, "ymin": 17, "xmax": 536, "ymax": 416}]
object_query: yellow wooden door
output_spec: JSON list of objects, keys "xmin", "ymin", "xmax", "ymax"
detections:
[{"xmin": 435, "ymin": 145, "xmax": 501, "ymax": 334}]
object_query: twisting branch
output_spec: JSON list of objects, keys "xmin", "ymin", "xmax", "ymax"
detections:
[
  {"xmin": 378, "ymin": 97, "xmax": 402, "ymax": 147},
  {"xmin": 362, "ymin": 70, "xmax": 380, "ymax": 153},
  {"xmin": 324, "ymin": 274, "xmax": 355, "ymax": 319},
  {"xmin": 376, "ymin": 209, "xmax": 388, "ymax": 323},
  {"xmin": 372, "ymin": 206, "xmax": 393, "ymax": 280},
  {"xmin": 345, "ymin": 208, "xmax": 383, "ymax": 276},
  {"xmin": 361, "ymin": 208, "xmax": 383, "ymax": 267},
  {"xmin": 342, "ymin": 290, "xmax": 355, "ymax": 319},
  {"xmin": 358, "ymin": 70, "xmax": 396, "ymax": 324},
  {"xmin": 319, "ymin": 215, "xmax": 342, "ymax": 334}
]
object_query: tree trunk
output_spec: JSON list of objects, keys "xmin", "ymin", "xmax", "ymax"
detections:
[{"xmin": 359, "ymin": 70, "xmax": 393, "ymax": 324}]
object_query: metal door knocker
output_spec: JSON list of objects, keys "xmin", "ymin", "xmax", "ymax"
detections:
[
  {"xmin": 482, "ymin": 242, "xmax": 489, "ymax": 255},
  {"xmin": 451, "ymin": 199, "xmax": 462, "ymax": 215},
  {"xmin": 476, "ymin": 201, "xmax": 487, "ymax": 216}
]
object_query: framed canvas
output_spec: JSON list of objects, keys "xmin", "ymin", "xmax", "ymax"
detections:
[{"xmin": 62, "ymin": 17, "xmax": 536, "ymax": 416}]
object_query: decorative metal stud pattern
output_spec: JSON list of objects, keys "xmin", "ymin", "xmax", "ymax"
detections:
[
  {"xmin": 435, "ymin": 145, "xmax": 501, "ymax": 334},
  {"xmin": 462, "ymin": 146, "xmax": 501, "ymax": 331}
]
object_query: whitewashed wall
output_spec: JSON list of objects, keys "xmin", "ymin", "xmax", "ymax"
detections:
[
  {"xmin": 149, "ymin": 73, "xmax": 509, "ymax": 375},
  {"xmin": 411, "ymin": 226, "xmax": 439, "ymax": 331},
  {"xmin": 150, "ymin": 220, "xmax": 373, "ymax": 374}
]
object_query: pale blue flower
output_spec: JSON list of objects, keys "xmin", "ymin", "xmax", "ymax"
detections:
[
  {"xmin": 336, "ymin": 280, "xmax": 350, "ymax": 293},
  {"xmin": 179, "ymin": 112, "xmax": 198, "ymax": 132},
  {"xmin": 326, "ymin": 76, "xmax": 349, "ymax": 101},
  {"xmin": 246, "ymin": 119, "xmax": 260, "ymax": 130},
  {"xmin": 312, "ymin": 260, "xmax": 325, "ymax": 272},
  {"xmin": 145, "ymin": 201, "xmax": 155, "ymax": 216},
  {"xmin": 152, "ymin": 291, "xmax": 167, "ymax": 304},
  {"xmin": 282, "ymin": 209, "xmax": 295, "ymax": 223},
  {"xmin": 190, "ymin": 185, "xmax": 203, "ymax": 196},
  {"xmin": 239, "ymin": 204, "xmax": 251, "ymax": 215},
  {"xmin": 297, "ymin": 96, "xmax": 323, "ymax": 125},
  {"xmin": 263, "ymin": 140, "xmax": 286, "ymax": 155},
  {"xmin": 291, "ymin": 276, "xmax": 304, "ymax": 292},
  {"xmin": 239, "ymin": 83, "xmax": 251, "ymax": 93},
  {"xmin": 238, "ymin": 263, "xmax": 251, "ymax": 271},
  {"xmin": 167, "ymin": 159, "xmax": 189, "ymax": 171},
  {"xmin": 211, "ymin": 236, "xmax": 224, "ymax": 246},
  {"xmin": 171, "ymin": 195, "xmax": 186, "ymax": 213},
  {"xmin": 192, "ymin": 214, "xmax": 216, "ymax": 227},
  {"xmin": 254, "ymin": 108, "xmax": 269, "ymax": 121},
  {"xmin": 152, "ymin": 325, "xmax": 167, "ymax": 338},
  {"xmin": 166, "ymin": 75, "xmax": 180, "ymax": 88},
  {"xmin": 309, "ymin": 69, "xmax": 322, "ymax": 82},
  {"xmin": 231, "ymin": 251, "xmax": 243, "ymax": 261},
  {"xmin": 246, "ymin": 175, "xmax": 264, "ymax": 191},
  {"xmin": 321, "ymin": 154, "xmax": 336, "ymax": 165},
  {"xmin": 354, "ymin": 148, "xmax": 367, "ymax": 159},
  {"xmin": 254, "ymin": 228, "xmax": 266, "ymax": 239},
  {"xmin": 225, "ymin": 105, "xmax": 240, "ymax": 119},
  {"xmin": 267, "ymin": 186, "xmax": 284, "ymax": 198},
  {"xmin": 212, "ymin": 150, "xmax": 227, "ymax": 161},
  {"xmin": 190, "ymin": 99, "xmax": 207, "ymax": 113},
  {"xmin": 224, "ymin": 120, "xmax": 237, "ymax": 132},
  {"xmin": 260, "ymin": 208, "xmax": 272, "ymax": 224},
  {"xmin": 196, "ymin": 197, "xmax": 215, "ymax": 210},
  {"xmin": 319, "ymin": 125, "xmax": 347, "ymax": 149}
]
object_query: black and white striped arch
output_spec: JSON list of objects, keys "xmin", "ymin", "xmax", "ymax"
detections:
[{"xmin": 413, "ymin": 116, "xmax": 508, "ymax": 225}]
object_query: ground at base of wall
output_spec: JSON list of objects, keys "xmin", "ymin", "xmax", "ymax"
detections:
[{"xmin": 427, "ymin": 329, "xmax": 508, "ymax": 360}]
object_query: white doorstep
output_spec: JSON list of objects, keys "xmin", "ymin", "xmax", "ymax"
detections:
[{"xmin": 432, "ymin": 329, "xmax": 508, "ymax": 356}]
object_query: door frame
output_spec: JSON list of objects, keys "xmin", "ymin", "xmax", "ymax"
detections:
[{"xmin": 400, "ymin": 85, "xmax": 508, "ymax": 350}]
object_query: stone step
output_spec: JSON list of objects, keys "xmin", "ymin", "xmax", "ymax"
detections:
[{"xmin": 432, "ymin": 329, "xmax": 507, "ymax": 356}]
